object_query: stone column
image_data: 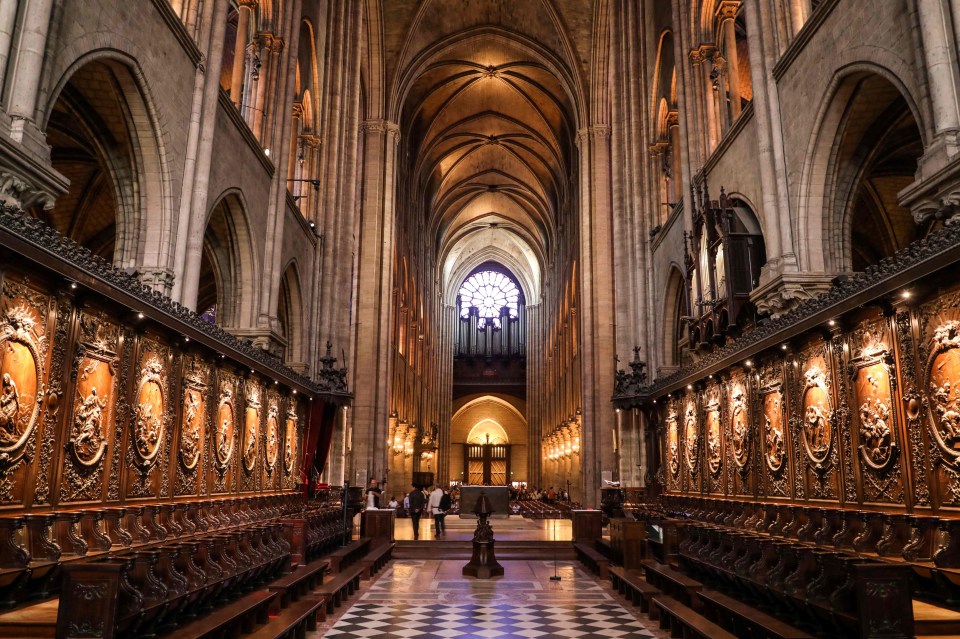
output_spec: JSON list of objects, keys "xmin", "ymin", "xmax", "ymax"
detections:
[
  {"xmin": 669, "ymin": 115, "xmax": 683, "ymax": 203},
  {"xmin": 230, "ymin": 0, "xmax": 254, "ymax": 107},
  {"xmin": 789, "ymin": 0, "xmax": 810, "ymax": 36},
  {"xmin": 687, "ymin": 48, "xmax": 711, "ymax": 163},
  {"xmin": 251, "ymin": 35, "xmax": 273, "ymax": 138},
  {"xmin": 174, "ymin": 0, "xmax": 230, "ymax": 308},
  {"xmin": 718, "ymin": 1, "xmax": 743, "ymax": 119},
  {"xmin": 577, "ymin": 125, "xmax": 617, "ymax": 507},
  {"xmin": 349, "ymin": 119, "xmax": 400, "ymax": 487},
  {"xmin": 699, "ymin": 45, "xmax": 720, "ymax": 152},
  {"xmin": 900, "ymin": 0, "xmax": 960, "ymax": 224},
  {"xmin": 0, "ymin": 0, "xmax": 18, "ymax": 93},
  {"xmin": 6, "ymin": 0, "xmax": 54, "ymax": 153}
]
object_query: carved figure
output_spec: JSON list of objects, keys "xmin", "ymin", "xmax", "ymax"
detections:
[
  {"xmin": 731, "ymin": 387, "xmax": 748, "ymax": 466},
  {"xmin": 859, "ymin": 398, "xmax": 892, "ymax": 465},
  {"xmin": 666, "ymin": 413, "xmax": 680, "ymax": 477},
  {"xmin": 0, "ymin": 372, "xmax": 19, "ymax": 442},
  {"xmin": 181, "ymin": 390, "xmax": 202, "ymax": 466},
  {"xmin": 218, "ymin": 418, "xmax": 231, "ymax": 460},
  {"xmin": 805, "ymin": 404, "xmax": 829, "ymax": 454},
  {"xmin": 684, "ymin": 403, "xmax": 698, "ymax": 471},
  {"xmin": 74, "ymin": 387, "xmax": 107, "ymax": 457},
  {"xmin": 134, "ymin": 402, "xmax": 161, "ymax": 455}
]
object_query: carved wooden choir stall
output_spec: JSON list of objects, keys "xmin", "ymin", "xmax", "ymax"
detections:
[
  {"xmin": 0, "ymin": 206, "xmax": 358, "ymax": 638},
  {"xmin": 613, "ymin": 218, "xmax": 960, "ymax": 638}
]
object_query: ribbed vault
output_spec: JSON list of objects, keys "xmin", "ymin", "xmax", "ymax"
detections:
[{"xmin": 398, "ymin": 32, "xmax": 578, "ymax": 270}]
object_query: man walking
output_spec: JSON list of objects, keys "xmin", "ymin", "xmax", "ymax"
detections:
[
  {"xmin": 407, "ymin": 484, "xmax": 425, "ymax": 540},
  {"xmin": 428, "ymin": 483, "xmax": 446, "ymax": 537}
]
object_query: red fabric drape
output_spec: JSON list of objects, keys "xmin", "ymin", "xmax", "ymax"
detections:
[{"xmin": 303, "ymin": 400, "xmax": 338, "ymax": 481}]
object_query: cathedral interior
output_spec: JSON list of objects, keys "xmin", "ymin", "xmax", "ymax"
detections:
[{"xmin": 0, "ymin": 0, "xmax": 959, "ymax": 637}]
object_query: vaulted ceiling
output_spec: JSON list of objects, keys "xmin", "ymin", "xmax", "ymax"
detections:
[{"xmin": 379, "ymin": 0, "xmax": 594, "ymax": 299}]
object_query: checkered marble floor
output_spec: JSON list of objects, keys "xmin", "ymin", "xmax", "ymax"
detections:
[
  {"xmin": 311, "ymin": 559, "xmax": 665, "ymax": 639},
  {"xmin": 323, "ymin": 601, "xmax": 658, "ymax": 638}
]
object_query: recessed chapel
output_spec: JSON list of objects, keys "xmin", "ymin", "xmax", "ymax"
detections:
[{"xmin": 0, "ymin": 0, "xmax": 958, "ymax": 637}]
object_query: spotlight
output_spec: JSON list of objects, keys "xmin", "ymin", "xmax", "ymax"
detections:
[
  {"xmin": 264, "ymin": 148, "xmax": 271, "ymax": 156},
  {"xmin": 781, "ymin": 344, "xmax": 787, "ymax": 350},
  {"xmin": 745, "ymin": 360, "xmax": 752, "ymax": 367},
  {"xmin": 137, "ymin": 312, "xmax": 145, "ymax": 319},
  {"xmin": 687, "ymin": 384, "xmax": 692, "ymax": 390},
  {"xmin": 70, "ymin": 282, "xmax": 77, "ymax": 290},
  {"xmin": 828, "ymin": 319, "xmax": 836, "ymax": 327},
  {"xmin": 902, "ymin": 291, "xmax": 911, "ymax": 299}
]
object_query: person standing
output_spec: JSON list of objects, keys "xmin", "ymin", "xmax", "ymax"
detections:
[
  {"xmin": 408, "ymin": 484, "xmax": 425, "ymax": 540},
  {"xmin": 367, "ymin": 478, "xmax": 382, "ymax": 509},
  {"xmin": 428, "ymin": 484, "xmax": 445, "ymax": 536}
]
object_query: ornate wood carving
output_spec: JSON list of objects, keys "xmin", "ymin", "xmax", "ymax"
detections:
[
  {"xmin": 126, "ymin": 339, "xmax": 170, "ymax": 498},
  {"xmin": 921, "ymin": 292, "xmax": 960, "ymax": 505},
  {"xmin": 175, "ymin": 355, "xmax": 208, "ymax": 496},
  {"xmin": 705, "ymin": 387, "xmax": 722, "ymax": 484},
  {"xmin": 759, "ymin": 359, "xmax": 788, "ymax": 498},
  {"xmin": 283, "ymin": 400, "xmax": 299, "ymax": 483},
  {"xmin": 61, "ymin": 310, "xmax": 119, "ymax": 502},
  {"xmin": 848, "ymin": 319, "xmax": 903, "ymax": 503},
  {"xmin": 34, "ymin": 293, "xmax": 70, "ymax": 505},
  {"xmin": 0, "ymin": 278, "xmax": 49, "ymax": 504}
]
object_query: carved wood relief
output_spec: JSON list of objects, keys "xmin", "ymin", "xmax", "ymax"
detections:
[
  {"xmin": 920, "ymin": 291, "xmax": 960, "ymax": 506},
  {"xmin": 0, "ymin": 277, "xmax": 49, "ymax": 505},
  {"xmin": 126, "ymin": 339, "xmax": 170, "ymax": 499},
  {"xmin": 175, "ymin": 354, "xmax": 208, "ymax": 496},
  {"xmin": 848, "ymin": 318, "xmax": 903, "ymax": 503},
  {"xmin": 0, "ymin": 260, "xmax": 313, "ymax": 513},
  {"xmin": 240, "ymin": 378, "xmax": 262, "ymax": 492},
  {"xmin": 705, "ymin": 385, "xmax": 723, "ymax": 492},
  {"xmin": 665, "ymin": 402, "xmax": 680, "ymax": 489},
  {"xmin": 60, "ymin": 310, "xmax": 119, "ymax": 503},
  {"xmin": 684, "ymin": 396, "xmax": 699, "ymax": 492},
  {"xmin": 729, "ymin": 370, "xmax": 752, "ymax": 496}
]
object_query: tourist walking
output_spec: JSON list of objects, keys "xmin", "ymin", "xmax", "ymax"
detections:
[{"xmin": 408, "ymin": 484, "xmax": 426, "ymax": 540}]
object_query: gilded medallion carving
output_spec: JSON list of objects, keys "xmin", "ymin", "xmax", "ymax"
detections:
[
  {"xmin": 0, "ymin": 301, "xmax": 44, "ymax": 466},
  {"xmin": 265, "ymin": 403, "xmax": 279, "ymax": 471},
  {"xmin": 242, "ymin": 382, "xmax": 260, "ymax": 472},
  {"xmin": 850, "ymin": 327, "xmax": 897, "ymax": 471},
  {"xmin": 66, "ymin": 315, "xmax": 117, "ymax": 469},
  {"xmin": 666, "ymin": 409, "xmax": 680, "ymax": 478},
  {"xmin": 215, "ymin": 385, "xmax": 235, "ymax": 469},
  {"xmin": 801, "ymin": 366, "xmax": 833, "ymax": 469},
  {"xmin": 705, "ymin": 394, "xmax": 722, "ymax": 476},
  {"xmin": 180, "ymin": 362, "xmax": 206, "ymax": 471},
  {"xmin": 132, "ymin": 355, "xmax": 165, "ymax": 469},
  {"xmin": 763, "ymin": 388, "xmax": 785, "ymax": 473},
  {"xmin": 926, "ymin": 320, "xmax": 960, "ymax": 466},
  {"xmin": 684, "ymin": 400, "xmax": 698, "ymax": 474},
  {"xmin": 284, "ymin": 405, "xmax": 298, "ymax": 475},
  {"xmin": 730, "ymin": 383, "xmax": 749, "ymax": 469}
]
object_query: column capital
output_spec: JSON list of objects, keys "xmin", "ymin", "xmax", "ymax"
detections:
[
  {"xmin": 715, "ymin": 0, "xmax": 741, "ymax": 22},
  {"xmin": 576, "ymin": 125, "xmax": 610, "ymax": 146},
  {"xmin": 238, "ymin": 0, "xmax": 258, "ymax": 9},
  {"xmin": 361, "ymin": 119, "xmax": 401, "ymax": 141}
]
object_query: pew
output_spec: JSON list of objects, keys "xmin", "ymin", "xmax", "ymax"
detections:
[
  {"xmin": 653, "ymin": 595, "xmax": 738, "ymax": 639},
  {"xmin": 173, "ymin": 589, "xmax": 276, "ymax": 638},
  {"xmin": 327, "ymin": 538, "xmax": 371, "ymax": 574},
  {"xmin": 358, "ymin": 541, "xmax": 394, "ymax": 580},
  {"xmin": 268, "ymin": 557, "xmax": 330, "ymax": 611},
  {"xmin": 641, "ymin": 559, "xmax": 703, "ymax": 609},
  {"xmin": 316, "ymin": 563, "xmax": 365, "ymax": 614},
  {"xmin": 574, "ymin": 541, "xmax": 610, "ymax": 579},
  {"xmin": 610, "ymin": 565, "xmax": 660, "ymax": 615},
  {"xmin": 698, "ymin": 588, "xmax": 814, "ymax": 639},
  {"xmin": 247, "ymin": 596, "xmax": 325, "ymax": 639}
]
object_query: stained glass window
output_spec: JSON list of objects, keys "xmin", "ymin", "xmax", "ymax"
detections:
[{"xmin": 458, "ymin": 271, "xmax": 520, "ymax": 329}]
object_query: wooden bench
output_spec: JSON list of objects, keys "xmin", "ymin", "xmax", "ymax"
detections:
[
  {"xmin": 610, "ymin": 565, "xmax": 661, "ymax": 616},
  {"xmin": 316, "ymin": 563, "xmax": 364, "ymax": 614},
  {"xmin": 172, "ymin": 589, "xmax": 276, "ymax": 638},
  {"xmin": 653, "ymin": 595, "xmax": 738, "ymax": 639},
  {"xmin": 327, "ymin": 538, "xmax": 371, "ymax": 574},
  {"xmin": 359, "ymin": 541, "xmax": 394, "ymax": 579},
  {"xmin": 247, "ymin": 596, "xmax": 325, "ymax": 639},
  {"xmin": 268, "ymin": 558, "xmax": 330, "ymax": 611},
  {"xmin": 642, "ymin": 559, "xmax": 703, "ymax": 609},
  {"xmin": 574, "ymin": 541, "xmax": 610, "ymax": 579},
  {"xmin": 697, "ymin": 589, "xmax": 814, "ymax": 639}
]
